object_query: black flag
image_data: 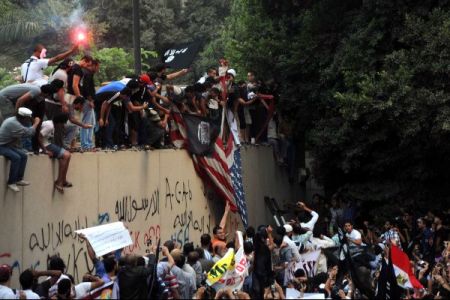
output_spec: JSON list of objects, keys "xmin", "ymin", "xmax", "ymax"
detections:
[
  {"xmin": 375, "ymin": 257, "xmax": 401, "ymax": 300},
  {"xmin": 182, "ymin": 113, "xmax": 219, "ymax": 156},
  {"xmin": 163, "ymin": 41, "xmax": 202, "ymax": 69}
]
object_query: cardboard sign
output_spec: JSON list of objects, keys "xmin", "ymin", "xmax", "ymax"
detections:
[{"xmin": 75, "ymin": 222, "xmax": 132, "ymax": 257}]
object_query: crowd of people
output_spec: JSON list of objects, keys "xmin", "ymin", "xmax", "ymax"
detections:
[
  {"xmin": 0, "ymin": 196, "xmax": 448, "ymax": 299},
  {"xmin": 0, "ymin": 43, "xmax": 291, "ymax": 193}
]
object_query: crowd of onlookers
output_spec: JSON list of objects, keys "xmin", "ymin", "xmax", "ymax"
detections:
[
  {"xmin": 0, "ymin": 43, "xmax": 292, "ymax": 193},
  {"xmin": 1, "ymin": 195, "xmax": 448, "ymax": 299}
]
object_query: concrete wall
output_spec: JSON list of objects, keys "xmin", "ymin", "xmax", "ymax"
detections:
[{"xmin": 0, "ymin": 146, "xmax": 299, "ymax": 285}]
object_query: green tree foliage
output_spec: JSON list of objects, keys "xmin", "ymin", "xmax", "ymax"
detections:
[
  {"xmin": 87, "ymin": 48, "xmax": 134, "ymax": 84},
  {"xmin": 221, "ymin": 0, "xmax": 450, "ymax": 208},
  {"xmin": 0, "ymin": 0, "xmax": 81, "ymax": 42},
  {"xmin": 0, "ymin": 67, "xmax": 17, "ymax": 90},
  {"xmin": 0, "ymin": 0, "xmax": 232, "ymax": 76},
  {"xmin": 179, "ymin": 0, "xmax": 230, "ymax": 76},
  {"xmin": 221, "ymin": 0, "xmax": 280, "ymax": 81}
]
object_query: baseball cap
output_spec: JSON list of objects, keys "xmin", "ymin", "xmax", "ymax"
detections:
[
  {"xmin": 139, "ymin": 74, "xmax": 152, "ymax": 85},
  {"xmin": 0, "ymin": 264, "xmax": 11, "ymax": 282},
  {"xmin": 284, "ymin": 224, "xmax": 293, "ymax": 233},
  {"xmin": 227, "ymin": 69, "xmax": 237, "ymax": 77},
  {"xmin": 18, "ymin": 107, "xmax": 33, "ymax": 117}
]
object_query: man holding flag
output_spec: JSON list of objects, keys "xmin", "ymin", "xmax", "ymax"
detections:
[{"xmin": 376, "ymin": 243, "xmax": 424, "ymax": 299}]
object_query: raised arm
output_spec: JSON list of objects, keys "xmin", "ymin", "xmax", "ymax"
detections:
[
  {"xmin": 267, "ymin": 225, "xmax": 276, "ymax": 251},
  {"xmin": 297, "ymin": 201, "xmax": 319, "ymax": 231},
  {"xmin": 48, "ymin": 45, "xmax": 78, "ymax": 66},
  {"xmin": 219, "ymin": 202, "xmax": 231, "ymax": 231},
  {"xmin": 166, "ymin": 69, "xmax": 189, "ymax": 80},
  {"xmin": 162, "ymin": 246, "xmax": 175, "ymax": 269}
]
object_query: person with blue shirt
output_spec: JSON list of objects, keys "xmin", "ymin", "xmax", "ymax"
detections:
[
  {"xmin": 98, "ymin": 79, "xmax": 148, "ymax": 149},
  {"xmin": 94, "ymin": 78, "xmax": 134, "ymax": 149}
]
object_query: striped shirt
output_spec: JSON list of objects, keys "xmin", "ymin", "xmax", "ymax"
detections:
[{"xmin": 381, "ymin": 229, "xmax": 402, "ymax": 250}]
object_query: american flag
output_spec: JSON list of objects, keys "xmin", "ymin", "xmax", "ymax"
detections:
[
  {"xmin": 229, "ymin": 147, "xmax": 249, "ymax": 228},
  {"xmin": 170, "ymin": 112, "xmax": 249, "ymax": 228}
]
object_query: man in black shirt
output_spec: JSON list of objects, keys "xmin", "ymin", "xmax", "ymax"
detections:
[
  {"xmin": 99, "ymin": 80, "xmax": 149, "ymax": 148},
  {"xmin": 67, "ymin": 55, "xmax": 94, "ymax": 102},
  {"xmin": 80, "ymin": 59, "xmax": 99, "ymax": 150},
  {"xmin": 118, "ymin": 254, "xmax": 157, "ymax": 300}
]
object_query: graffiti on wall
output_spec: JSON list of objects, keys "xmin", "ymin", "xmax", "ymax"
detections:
[
  {"xmin": 115, "ymin": 178, "xmax": 212, "ymax": 249},
  {"xmin": 7, "ymin": 178, "xmax": 216, "ymax": 284}
]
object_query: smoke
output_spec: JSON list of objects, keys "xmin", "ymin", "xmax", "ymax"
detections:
[{"xmin": 67, "ymin": 6, "xmax": 86, "ymax": 28}]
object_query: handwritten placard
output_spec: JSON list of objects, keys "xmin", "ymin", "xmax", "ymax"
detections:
[
  {"xmin": 284, "ymin": 250, "xmax": 321, "ymax": 284},
  {"xmin": 75, "ymin": 222, "xmax": 132, "ymax": 257}
]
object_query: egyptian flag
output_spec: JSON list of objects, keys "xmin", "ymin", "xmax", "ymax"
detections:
[
  {"xmin": 163, "ymin": 41, "xmax": 202, "ymax": 69},
  {"xmin": 391, "ymin": 245, "xmax": 423, "ymax": 289},
  {"xmin": 182, "ymin": 113, "xmax": 220, "ymax": 156}
]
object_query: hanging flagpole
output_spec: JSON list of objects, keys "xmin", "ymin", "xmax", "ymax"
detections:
[{"xmin": 132, "ymin": 0, "xmax": 142, "ymax": 75}]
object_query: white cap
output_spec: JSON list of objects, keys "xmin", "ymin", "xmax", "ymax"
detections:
[
  {"xmin": 227, "ymin": 69, "xmax": 237, "ymax": 77},
  {"xmin": 248, "ymin": 92, "xmax": 257, "ymax": 100},
  {"xmin": 18, "ymin": 107, "xmax": 33, "ymax": 117},
  {"xmin": 284, "ymin": 224, "xmax": 293, "ymax": 233}
]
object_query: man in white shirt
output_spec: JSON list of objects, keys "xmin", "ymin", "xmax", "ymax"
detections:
[
  {"xmin": 21, "ymin": 44, "xmax": 78, "ymax": 87},
  {"xmin": 18, "ymin": 269, "xmax": 40, "ymax": 299},
  {"xmin": 73, "ymin": 274, "xmax": 104, "ymax": 299},
  {"xmin": 0, "ymin": 264, "xmax": 15, "ymax": 299},
  {"xmin": 344, "ymin": 221, "xmax": 364, "ymax": 247},
  {"xmin": 297, "ymin": 201, "xmax": 319, "ymax": 232},
  {"xmin": 170, "ymin": 249, "xmax": 196, "ymax": 299}
]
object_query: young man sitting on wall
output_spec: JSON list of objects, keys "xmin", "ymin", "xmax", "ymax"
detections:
[
  {"xmin": 38, "ymin": 113, "xmax": 73, "ymax": 194},
  {"xmin": 0, "ymin": 107, "xmax": 40, "ymax": 192}
]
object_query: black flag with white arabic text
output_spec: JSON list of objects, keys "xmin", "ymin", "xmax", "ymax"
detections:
[
  {"xmin": 182, "ymin": 113, "xmax": 220, "ymax": 156},
  {"xmin": 163, "ymin": 41, "xmax": 202, "ymax": 69}
]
